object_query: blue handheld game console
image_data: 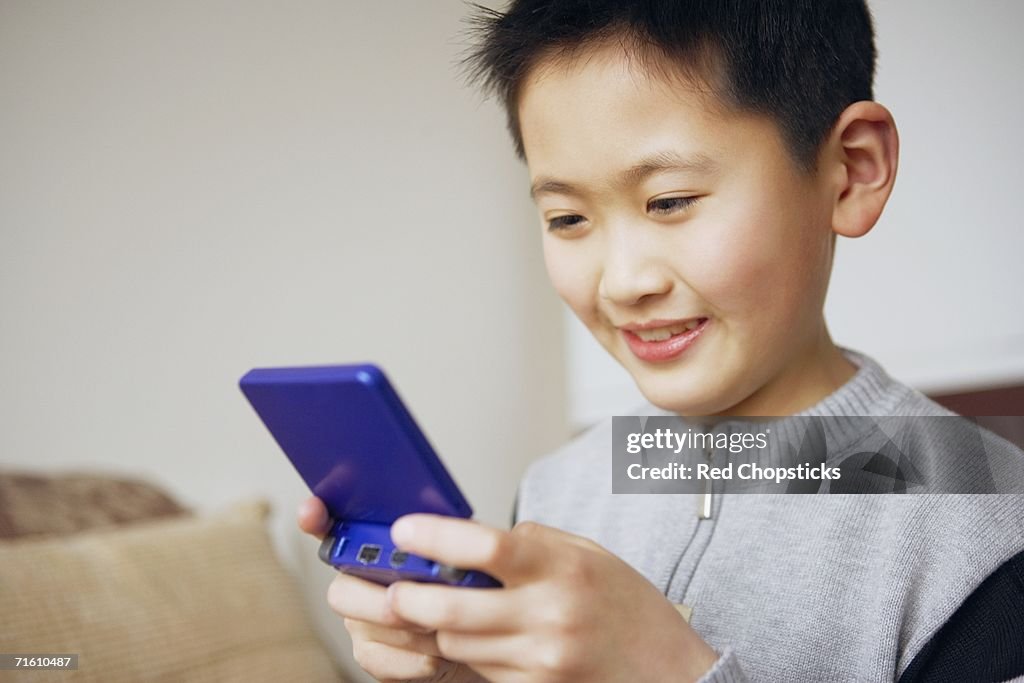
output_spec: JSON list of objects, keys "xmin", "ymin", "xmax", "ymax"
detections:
[{"xmin": 239, "ymin": 364, "xmax": 500, "ymax": 588}]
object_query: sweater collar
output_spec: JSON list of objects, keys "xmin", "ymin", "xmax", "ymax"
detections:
[
  {"xmin": 796, "ymin": 348, "xmax": 906, "ymax": 419},
  {"xmin": 644, "ymin": 349, "xmax": 909, "ymax": 456}
]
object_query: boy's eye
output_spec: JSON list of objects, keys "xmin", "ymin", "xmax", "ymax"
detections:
[
  {"xmin": 647, "ymin": 196, "xmax": 700, "ymax": 215},
  {"xmin": 547, "ymin": 214, "xmax": 587, "ymax": 232}
]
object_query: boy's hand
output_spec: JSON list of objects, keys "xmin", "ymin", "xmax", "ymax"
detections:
[
  {"xmin": 297, "ymin": 497, "xmax": 482, "ymax": 682},
  {"xmin": 328, "ymin": 572, "xmax": 481, "ymax": 682},
  {"xmin": 296, "ymin": 496, "xmax": 331, "ymax": 539},
  {"xmin": 386, "ymin": 514, "xmax": 721, "ymax": 683}
]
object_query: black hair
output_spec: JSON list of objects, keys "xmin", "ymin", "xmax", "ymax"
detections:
[{"xmin": 464, "ymin": 0, "xmax": 877, "ymax": 171}]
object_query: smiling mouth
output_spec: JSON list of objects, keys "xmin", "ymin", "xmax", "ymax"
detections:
[
  {"xmin": 629, "ymin": 318, "xmax": 704, "ymax": 342},
  {"xmin": 621, "ymin": 317, "xmax": 710, "ymax": 362}
]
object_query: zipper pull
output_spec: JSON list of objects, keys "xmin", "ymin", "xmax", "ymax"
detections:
[{"xmin": 698, "ymin": 444, "xmax": 713, "ymax": 519}]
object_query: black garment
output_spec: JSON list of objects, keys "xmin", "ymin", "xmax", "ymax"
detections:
[{"xmin": 899, "ymin": 549, "xmax": 1024, "ymax": 683}]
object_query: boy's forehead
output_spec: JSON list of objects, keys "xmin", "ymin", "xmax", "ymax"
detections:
[{"xmin": 517, "ymin": 42, "xmax": 743, "ymax": 188}]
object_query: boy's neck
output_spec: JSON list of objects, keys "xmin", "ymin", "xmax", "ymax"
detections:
[{"xmin": 710, "ymin": 330, "xmax": 857, "ymax": 418}]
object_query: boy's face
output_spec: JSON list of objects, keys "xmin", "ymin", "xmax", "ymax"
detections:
[{"xmin": 519, "ymin": 45, "xmax": 843, "ymax": 416}]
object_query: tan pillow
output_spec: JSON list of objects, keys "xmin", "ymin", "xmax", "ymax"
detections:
[
  {"xmin": 0, "ymin": 471, "xmax": 188, "ymax": 540},
  {"xmin": 0, "ymin": 500, "xmax": 343, "ymax": 682}
]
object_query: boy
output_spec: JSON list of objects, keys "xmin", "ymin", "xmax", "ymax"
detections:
[{"xmin": 300, "ymin": 1, "xmax": 1024, "ymax": 680}]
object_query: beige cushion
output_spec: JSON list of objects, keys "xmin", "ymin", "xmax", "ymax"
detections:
[
  {"xmin": 0, "ymin": 471, "xmax": 188, "ymax": 540},
  {"xmin": 0, "ymin": 500, "xmax": 343, "ymax": 682}
]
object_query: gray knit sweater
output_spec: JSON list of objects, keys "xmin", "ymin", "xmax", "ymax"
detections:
[{"xmin": 515, "ymin": 350, "xmax": 1024, "ymax": 682}]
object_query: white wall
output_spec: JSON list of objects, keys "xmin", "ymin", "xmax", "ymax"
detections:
[
  {"xmin": 567, "ymin": 0, "xmax": 1024, "ymax": 427},
  {"xmin": 0, "ymin": 2, "xmax": 567, "ymax": 680}
]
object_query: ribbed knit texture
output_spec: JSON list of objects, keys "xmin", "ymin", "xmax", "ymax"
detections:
[{"xmin": 516, "ymin": 350, "xmax": 1024, "ymax": 682}]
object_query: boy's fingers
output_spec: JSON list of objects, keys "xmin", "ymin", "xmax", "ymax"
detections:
[
  {"xmin": 327, "ymin": 573, "xmax": 428, "ymax": 631},
  {"xmin": 297, "ymin": 497, "xmax": 330, "ymax": 538},
  {"xmin": 345, "ymin": 618, "xmax": 443, "ymax": 657},
  {"xmin": 391, "ymin": 514, "xmax": 547, "ymax": 583},
  {"xmin": 386, "ymin": 581, "xmax": 521, "ymax": 632},
  {"xmin": 349, "ymin": 640, "xmax": 448, "ymax": 682},
  {"xmin": 434, "ymin": 631, "xmax": 534, "ymax": 668}
]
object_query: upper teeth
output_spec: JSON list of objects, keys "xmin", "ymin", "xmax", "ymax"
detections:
[{"xmin": 633, "ymin": 320, "xmax": 702, "ymax": 342}]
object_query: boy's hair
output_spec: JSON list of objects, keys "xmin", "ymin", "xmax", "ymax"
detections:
[{"xmin": 465, "ymin": 0, "xmax": 877, "ymax": 172}]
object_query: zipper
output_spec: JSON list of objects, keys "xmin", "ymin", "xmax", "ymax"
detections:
[
  {"xmin": 697, "ymin": 443, "xmax": 714, "ymax": 519},
  {"xmin": 666, "ymin": 441, "xmax": 718, "ymax": 605}
]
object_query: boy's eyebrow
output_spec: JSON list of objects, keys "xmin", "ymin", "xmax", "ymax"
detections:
[
  {"xmin": 529, "ymin": 178, "xmax": 581, "ymax": 200},
  {"xmin": 529, "ymin": 150, "xmax": 719, "ymax": 200},
  {"xmin": 622, "ymin": 150, "xmax": 719, "ymax": 185}
]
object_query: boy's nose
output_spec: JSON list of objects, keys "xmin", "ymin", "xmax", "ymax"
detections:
[{"xmin": 597, "ymin": 234, "xmax": 674, "ymax": 306}]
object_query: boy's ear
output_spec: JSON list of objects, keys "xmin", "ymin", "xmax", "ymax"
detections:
[{"xmin": 825, "ymin": 101, "xmax": 899, "ymax": 238}]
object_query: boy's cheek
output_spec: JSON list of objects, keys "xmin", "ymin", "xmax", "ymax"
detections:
[
  {"xmin": 683, "ymin": 224, "xmax": 780, "ymax": 317},
  {"xmin": 697, "ymin": 199, "xmax": 823, "ymax": 317},
  {"xmin": 543, "ymin": 243, "xmax": 600, "ymax": 316}
]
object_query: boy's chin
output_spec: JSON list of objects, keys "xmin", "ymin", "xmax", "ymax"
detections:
[
  {"xmin": 630, "ymin": 376, "xmax": 720, "ymax": 413},
  {"xmin": 632, "ymin": 374, "xmax": 734, "ymax": 417}
]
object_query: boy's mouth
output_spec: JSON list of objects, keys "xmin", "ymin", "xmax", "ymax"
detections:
[{"xmin": 621, "ymin": 317, "xmax": 709, "ymax": 362}]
